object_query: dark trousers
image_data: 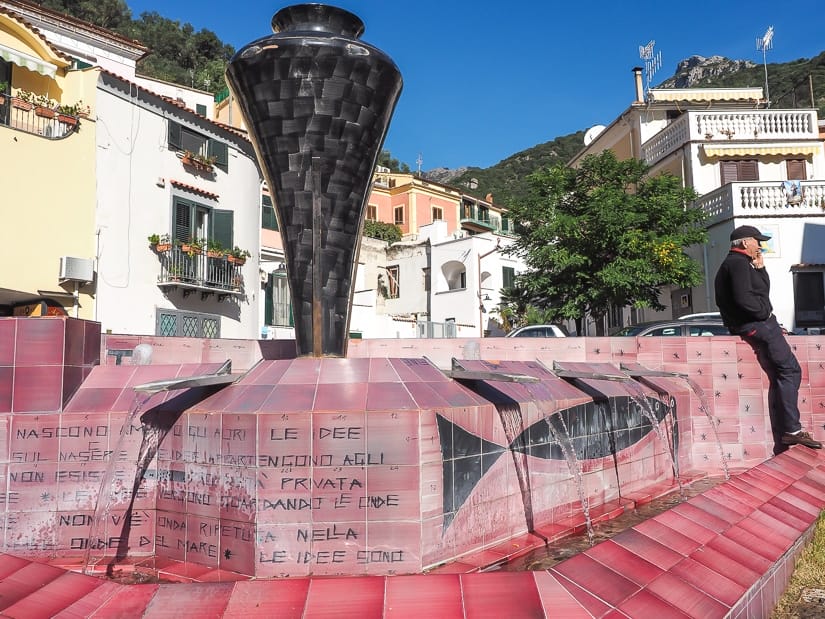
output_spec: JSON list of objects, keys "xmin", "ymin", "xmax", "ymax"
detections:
[{"xmin": 740, "ymin": 315, "xmax": 802, "ymax": 454}]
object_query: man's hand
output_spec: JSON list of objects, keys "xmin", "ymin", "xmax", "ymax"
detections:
[{"xmin": 753, "ymin": 252, "xmax": 765, "ymax": 269}]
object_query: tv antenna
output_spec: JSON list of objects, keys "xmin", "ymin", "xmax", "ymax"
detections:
[
  {"xmin": 756, "ymin": 26, "xmax": 774, "ymax": 107},
  {"xmin": 416, "ymin": 153, "xmax": 423, "ymax": 176},
  {"xmin": 639, "ymin": 40, "xmax": 662, "ymax": 94}
]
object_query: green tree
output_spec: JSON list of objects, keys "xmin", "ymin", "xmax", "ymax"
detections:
[
  {"xmin": 503, "ymin": 151, "xmax": 707, "ymax": 335},
  {"xmin": 363, "ymin": 220, "xmax": 402, "ymax": 244},
  {"xmin": 36, "ymin": 0, "xmax": 132, "ymax": 30},
  {"xmin": 377, "ymin": 150, "xmax": 411, "ymax": 174}
]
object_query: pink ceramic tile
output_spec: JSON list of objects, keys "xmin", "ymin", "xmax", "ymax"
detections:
[
  {"xmin": 686, "ymin": 494, "xmax": 745, "ymax": 525},
  {"xmin": 551, "ymin": 552, "xmax": 640, "ymax": 607},
  {"xmin": 384, "ymin": 574, "xmax": 463, "ymax": 618},
  {"xmin": 366, "ymin": 410, "xmax": 420, "ymax": 466},
  {"xmin": 705, "ymin": 536, "xmax": 771, "ymax": 575},
  {"xmin": 303, "ymin": 575, "xmax": 385, "ymax": 617},
  {"xmin": 53, "ymin": 579, "xmax": 124, "ymax": 618},
  {"xmin": 646, "ymin": 572, "xmax": 728, "ymax": 617},
  {"xmin": 218, "ymin": 520, "xmax": 256, "ymax": 575},
  {"xmin": 688, "ymin": 546, "xmax": 760, "ymax": 589},
  {"xmin": 366, "ymin": 382, "xmax": 417, "ymax": 411},
  {"xmin": 618, "ymin": 589, "xmax": 691, "ymax": 619},
  {"xmin": 0, "ymin": 320, "xmax": 16, "ymax": 365},
  {"xmin": 318, "ymin": 358, "xmax": 370, "ymax": 384},
  {"xmin": 14, "ymin": 318, "xmax": 65, "ymax": 366},
  {"xmin": 721, "ymin": 527, "xmax": 785, "ymax": 562},
  {"xmin": 144, "ymin": 581, "xmax": 234, "ymax": 616},
  {"xmin": 2, "ymin": 570, "xmax": 102, "ymax": 618},
  {"xmin": 759, "ymin": 500, "xmax": 812, "ymax": 532},
  {"xmin": 0, "ymin": 367, "xmax": 12, "ymax": 413},
  {"xmin": 611, "ymin": 529, "xmax": 684, "ymax": 570},
  {"xmin": 631, "ymin": 519, "xmax": 703, "ymax": 557},
  {"xmin": 13, "ymin": 366, "xmax": 63, "ymax": 412},
  {"xmin": 552, "ymin": 570, "xmax": 616, "ymax": 617},
  {"xmin": 88, "ymin": 582, "xmax": 160, "ymax": 617},
  {"xmin": 311, "ymin": 411, "xmax": 366, "ymax": 465},
  {"xmin": 365, "ymin": 465, "xmax": 421, "ymax": 520},
  {"xmin": 670, "ymin": 557, "xmax": 746, "ymax": 607},
  {"xmin": 584, "ymin": 539, "xmax": 664, "ymax": 586},
  {"xmin": 313, "ymin": 382, "xmax": 368, "ymax": 412},
  {"xmin": 279, "ymin": 358, "xmax": 321, "ymax": 385},
  {"xmin": 223, "ymin": 579, "xmax": 310, "ymax": 618},
  {"xmin": 462, "ymin": 572, "xmax": 544, "ymax": 618},
  {"xmin": 260, "ymin": 383, "xmax": 317, "ymax": 412},
  {"xmin": 671, "ymin": 502, "xmax": 730, "ymax": 533}
]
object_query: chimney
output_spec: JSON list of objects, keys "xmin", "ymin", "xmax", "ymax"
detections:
[{"xmin": 632, "ymin": 67, "xmax": 645, "ymax": 103}]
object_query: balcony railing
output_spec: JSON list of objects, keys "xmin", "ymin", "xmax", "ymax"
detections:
[
  {"xmin": 642, "ymin": 109, "xmax": 818, "ymax": 165},
  {"xmin": 0, "ymin": 96, "xmax": 79, "ymax": 139},
  {"xmin": 695, "ymin": 181, "xmax": 825, "ymax": 223},
  {"xmin": 155, "ymin": 247, "xmax": 244, "ymax": 300}
]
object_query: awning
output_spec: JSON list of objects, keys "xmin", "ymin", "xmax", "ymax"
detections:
[
  {"xmin": 0, "ymin": 42, "xmax": 57, "ymax": 78},
  {"xmin": 648, "ymin": 87, "xmax": 763, "ymax": 103},
  {"xmin": 702, "ymin": 142, "xmax": 821, "ymax": 158}
]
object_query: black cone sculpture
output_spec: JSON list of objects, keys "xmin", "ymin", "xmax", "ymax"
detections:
[{"xmin": 226, "ymin": 4, "xmax": 402, "ymax": 357}]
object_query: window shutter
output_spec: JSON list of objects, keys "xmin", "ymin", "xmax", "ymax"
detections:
[
  {"xmin": 174, "ymin": 200, "xmax": 192, "ymax": 242},
  {"xmin": 740, "ymin": 160, "xmax": 759, "ymax": 181},
  {"xmin": 720, "ymin": 161, "xmax": 737, "ymax": 185},
  {"xmin": 196, "ymin": 103, "xmax": 207, "ymax": 116},
  {"xmin": 211, "ymin": 209, "xmax": 234, "ymax": 250},
  {"xmin": 787, "ymin": 159, "xmax": 806, "ymax": 181},
  {"xmin": 208, "ymin": 139, "xmax": 229, "ymax": 172},
  {"xmin": 168, "ymin": 120, "xmax": 182, "ymax": 150}
]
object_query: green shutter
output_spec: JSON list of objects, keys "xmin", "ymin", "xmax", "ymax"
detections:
[
  {"xmin": 174, "ymin": 199, "xmax": 192, "ymax": 242},
  {"xmin": 264, "ymin": 273, "xmax": 274, "ymax": 325},
  {"xmin": 168, "ymin": 120, "xmax": 182, "ymax": 150},
  {"xmin": 211, "ymin": 209, "xmax": 234, "ymax": 250},
  {"xmin": 262, "ymin": 194, "xmax": 279, "ymax": 230},
  {"xmin": 208, "ymin": 139, "xmax": 229, "ymax": 172}
]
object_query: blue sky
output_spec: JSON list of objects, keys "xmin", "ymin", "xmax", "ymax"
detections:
[{"xmin": 125, "ymin": 1, "xmax": 825, "ymax": 170}]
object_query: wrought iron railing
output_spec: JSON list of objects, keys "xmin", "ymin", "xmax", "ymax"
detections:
[
  {"xmin": 0, "ymin": 96, "xmax": 79, "ymax": 139},
  {"xmin": 155, "ymin": 247, "xmax": 244, "ymax": 298}
]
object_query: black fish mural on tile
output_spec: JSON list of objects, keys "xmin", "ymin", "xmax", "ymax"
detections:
[{"xmin": 436, "ymin": 393, "xmax": 675, "ymax": 531}]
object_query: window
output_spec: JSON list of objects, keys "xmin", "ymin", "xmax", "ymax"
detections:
[
  {"xmin": 196, "ymin": 103, "xmax": 207, "ymax": 116},
  {"xmin": 787, "ymin": 159, "xmax": 806, "ymax": 181},
  {"xmin": 477, "ymin": 205, "xmax": 490, "ymax": 223},
  {"xmin": 156, "ymin": 309, "xmax": 220, "ymax": 338},
  {"xmin": 432, "ymin": 206, "xmax": 443, "ymax": 221},
  {"xmin": 502, "ymin": 266, "xmax": 515, "ymax": 290},
  {"xmin": 394, "ymin": 206, "xmax": 404, "ymax": 225},
  {"xmin": 168, "ymin": 120, "xmax": 229, "ymax": 172},
  {"xmin": 367, "ymin": 204, "xmax": 377, "ymax": 221},
  {"xmin": 720, "ymin": 159, "xmax": 758, "ymax": 185},
  {"xmin": 794, "ymin": 271, "xmax": 825, "ymax": 326},
  {"xmin": 262, "ymin": 194, "xmax": 279, "ymax": 231},
  {"xmin": 173, "ymin": 197, "xmax": 233, "ymax": 248},
  {"xmin": 265, "ymin": 271, "xmax": 293, "ymax": 326},
  {"xmin": 386, "ymin": 265, "xmax": 400, "ymax": 298},
  {"xmin": 441, "ymin": 261, "xmax": 466, "ymax": 291}
]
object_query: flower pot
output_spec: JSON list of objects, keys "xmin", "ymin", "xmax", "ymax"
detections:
[
  {"xmin": 153, "ymin": 243, "xmax": 172, "ymax": 252},
  {"xmin": 35, "ymin": 106, "xmax": 55, "ymax": 119},
  {"xmin": 181, "ymin": 244, "xmax": 202, "ymax": 255},
  {"xmin": 207, "ymin": 250, "xmax": 225, "ymax": 259},
  {"xmin": 58, "ymin": 113, "xmax": 78, "ymax": 126},
  {"xmin": 227, "ymin": 255, "xmax": 246, "ymax": 266},
  {"xmin": 226, "ymin": 4, "xmax": 402, "ymax": 357},
  {"xmin": 12, "ymin": 98, "xmax": 32, "ymax": 111}
]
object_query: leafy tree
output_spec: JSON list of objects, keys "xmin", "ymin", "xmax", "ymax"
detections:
[
  {"xmin": 377, "ymin": 150, "xmax": 411, "ymax": 174},
  {"xmin": 503, "ymin": 151, "xmax": 707, "ymax": 335},
  {"xmin": 35, "ymin": 0, "xmax": 132, "ymax": 30},
  {"xmin": 363, "ymin": 220, "xmax": 402, "ymax": 244}
]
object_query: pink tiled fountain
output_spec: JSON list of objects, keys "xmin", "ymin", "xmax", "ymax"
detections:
[{"xmin": 1, "ymin": 316, "xmax": 825, "ymax": 617}]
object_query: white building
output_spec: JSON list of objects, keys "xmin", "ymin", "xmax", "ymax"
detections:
[{"xmin": 571, "ymin": 68, "xmax": 825, "ymax": 333}]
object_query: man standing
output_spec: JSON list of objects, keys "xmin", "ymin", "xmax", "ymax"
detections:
[{"xmin": 714, "ymin": 225, "xmax": 821, "ymax": 453}]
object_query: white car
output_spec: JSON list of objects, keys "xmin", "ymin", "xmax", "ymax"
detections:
[
  {"xmin": 677, "ymin": 312, "xmax": 722, "ymax": 321},
  {"xmin": 505, "ymin": 324, "xmax": 569, "ymax": 338}
]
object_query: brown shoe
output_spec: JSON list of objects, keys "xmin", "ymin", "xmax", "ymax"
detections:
[{"xmin": 781, "ymin": 431, "xmax": 823, "ymax": 449}]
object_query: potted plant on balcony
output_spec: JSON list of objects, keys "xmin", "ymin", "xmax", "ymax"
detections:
[
  {"xmin": 181, "ymin": 150, "xmax": 217, "ymax": 173},
  {"xmin": 12, "ymin": 89, "xmax": 34, "ymax": 111},
  {"xmin": 181, "ymin": 237, "xmax": 204, "ymax": 256},
  {"xmin": 56, "ymin": 101, "xmax": 88, "ymax": 126},
  {"xmin": 33, "ymin": 94, "xmax": 56, "ymax": 119},
  {"xmin": 148, "ymin": 233, "xmax": 171, "ymax": 252},
  {"xmin": 0, "ymin": 82, "xmax": 8, "ymax": 106},
  {"xmin": 228, "ymin": 246, "xmax": 251, "ymax": 265},
  {"xmin": 206, "ymin": 239, "xmax": 226, "ymax": 259}
]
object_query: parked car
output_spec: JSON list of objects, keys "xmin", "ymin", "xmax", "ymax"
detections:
[
  {"xmin": 677, "ymin": 312, "xmax": 722, "ymax": 321},
  {"xmin": 505, "ymin": 324, "xmax": 569, "ymax": 338},
  {"xmin": 614, "ymin": 320, "xmax": 730, "ymax": 337}
]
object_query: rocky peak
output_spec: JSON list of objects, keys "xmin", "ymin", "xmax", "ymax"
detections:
[{"xmin": 657, "ymin": 55, "xmax": 757, "ymax": 89}]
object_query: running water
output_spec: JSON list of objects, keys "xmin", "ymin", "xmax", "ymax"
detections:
[
  {"xmin": 546, "ymin": 413, "xmax": 594, "ymax": 545},
  {"xmin": 682, "ymin": 377, "xmax": 730, "ymax": 480},
  {"xmin": 622, "ymin": 381, "xmax": 684, "ymax": 500},
  {"xmin": 83, "ymin": 392, "xmax": 152, "ymax": 575},
  {"xmin": 496, "ymin": 402, "xmax": 535, "ymax": 531}
]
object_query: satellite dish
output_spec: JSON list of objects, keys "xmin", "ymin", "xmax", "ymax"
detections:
[{"xmin": 583, "ymin": 125, "xmax": 606, "ymax": 146}]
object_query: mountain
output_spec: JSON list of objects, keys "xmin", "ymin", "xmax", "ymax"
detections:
[{"xmin": 427, "ymin": 52, "xmax": 825, "ymax": 207}]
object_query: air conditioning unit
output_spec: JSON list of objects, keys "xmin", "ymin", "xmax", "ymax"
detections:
[{"xmin": 59, "ymin": 256, "xmax": 95, "ymax": 283}]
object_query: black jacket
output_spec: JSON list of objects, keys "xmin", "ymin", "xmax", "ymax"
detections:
[{"xmin": 714, "ymin": 249, "xmax": 772, "ymax": 333}]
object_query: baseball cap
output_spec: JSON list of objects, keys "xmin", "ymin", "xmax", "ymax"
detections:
[{"xmin": 730, "ymin": 225, "xmax": 770, "ymax": 242}]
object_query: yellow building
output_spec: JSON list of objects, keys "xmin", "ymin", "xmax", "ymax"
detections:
[{"xmin": 0, "ymin": 6, "xmax": 99, "ymax": 317}]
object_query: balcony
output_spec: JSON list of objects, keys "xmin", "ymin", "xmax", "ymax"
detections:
[
  {"xmin": 695, "ymin": 180, "xmax": 825, "ymax": 224},
  {"xmin": 0, "ymin": 96, "xmax": 80, "ymax": 140},
  {"xmin": 642, "ymin": 109, "xmax": 818, "ymax": 166},
  {"xmin": 155, "ymin": 246, "xmax": 245, "ymax": 301}
]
